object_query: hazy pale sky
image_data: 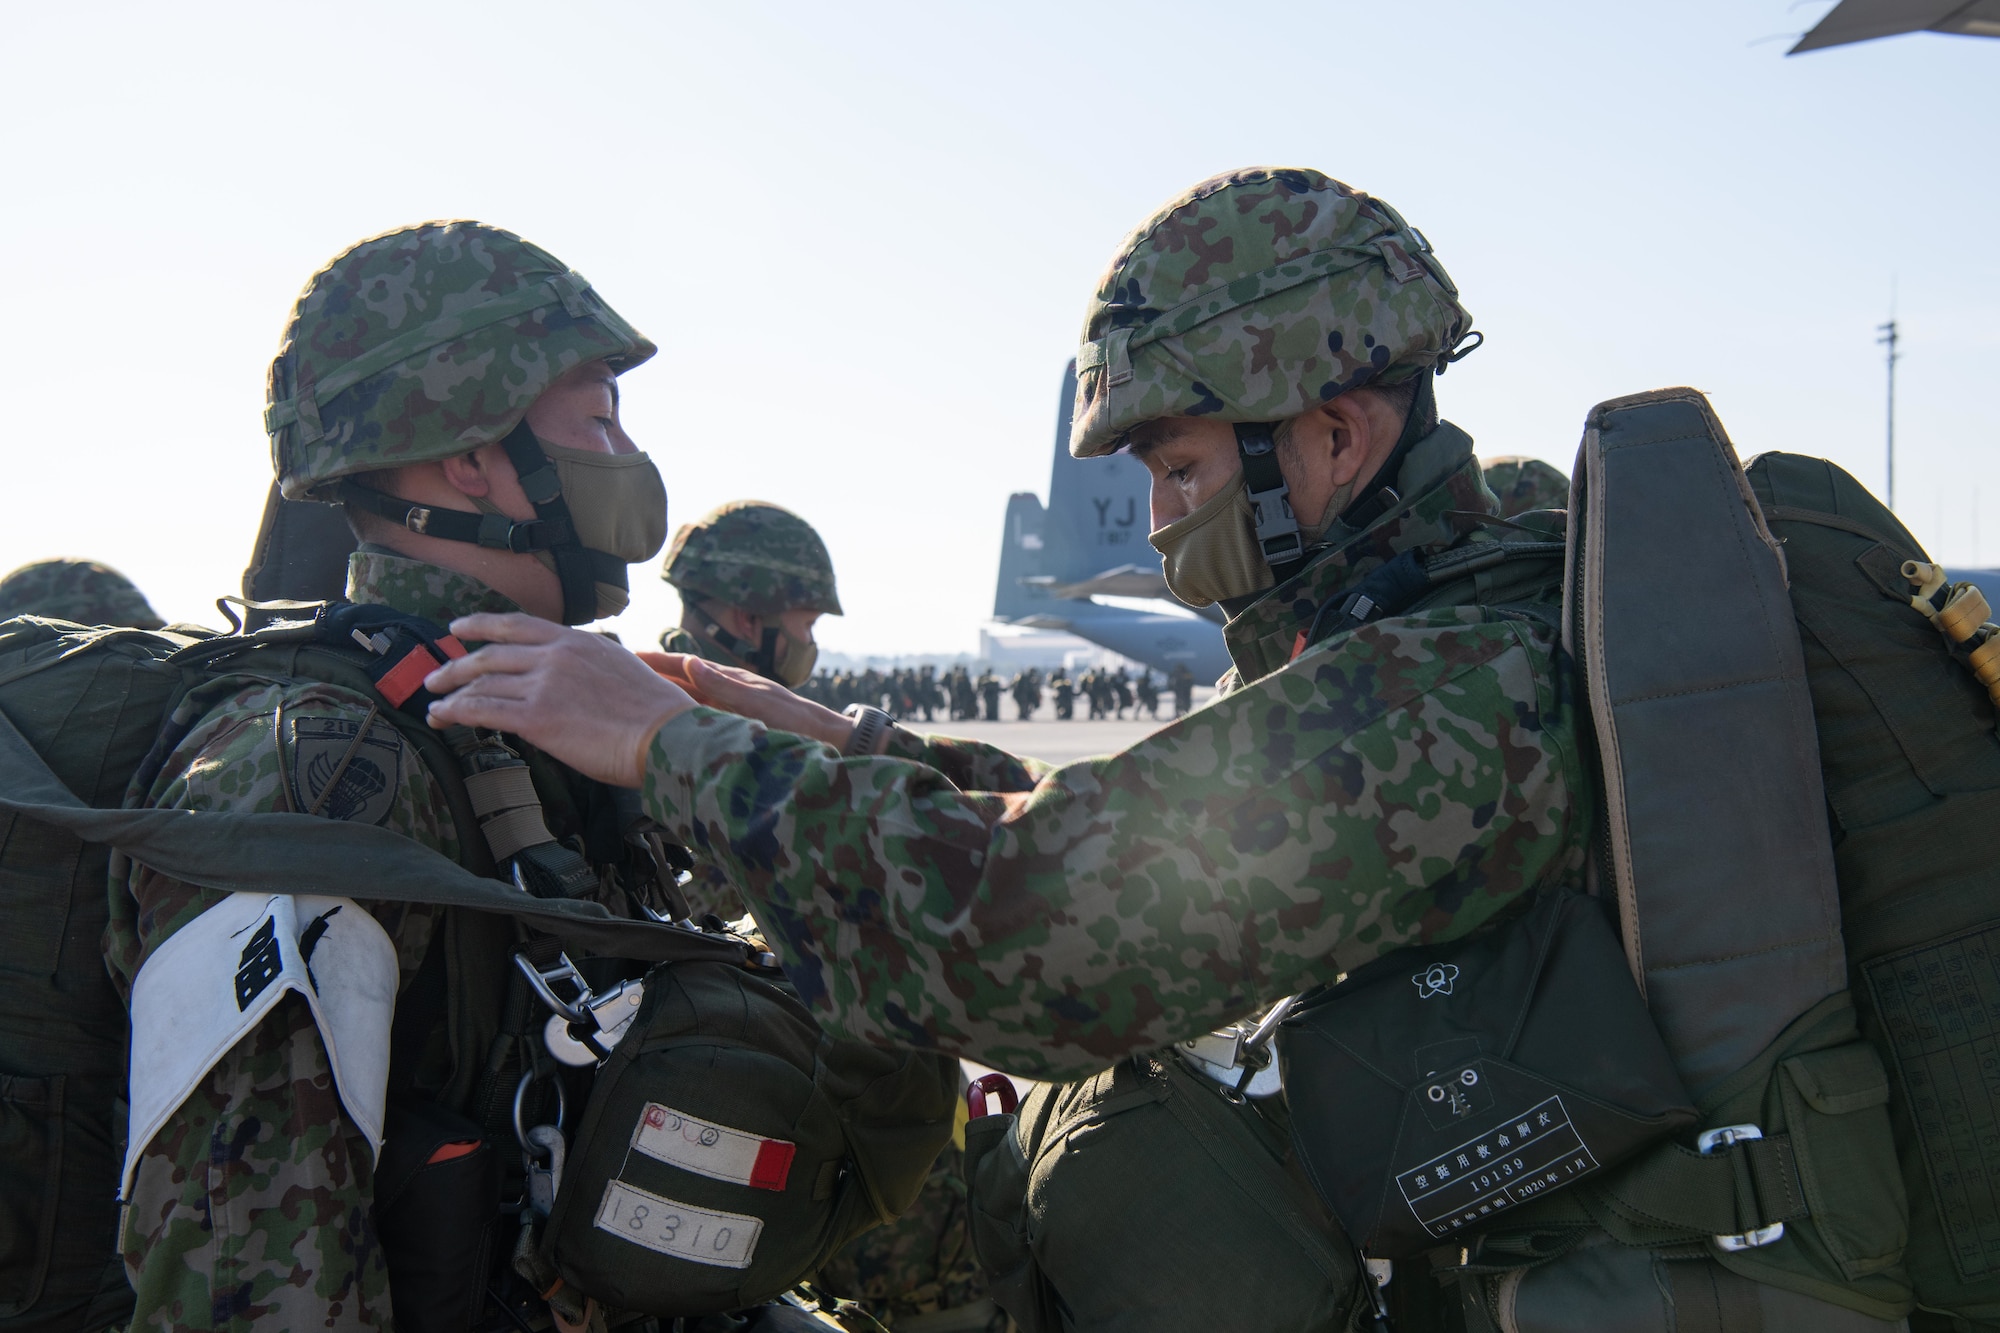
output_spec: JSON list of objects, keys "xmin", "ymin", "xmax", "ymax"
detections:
[{"xmin": 2, "ymin": 1, "xmax": 1993, "ymax": 654}]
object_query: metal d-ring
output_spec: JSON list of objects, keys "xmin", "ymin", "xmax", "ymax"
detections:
[{"xmin": 512, "ymin": 1068, "xmax": 569, "ymax": 1152}]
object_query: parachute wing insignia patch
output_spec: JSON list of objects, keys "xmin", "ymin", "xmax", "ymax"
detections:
[{"xmin": 286, "ymin": 713, "xmax": 403, "ymax": 825}]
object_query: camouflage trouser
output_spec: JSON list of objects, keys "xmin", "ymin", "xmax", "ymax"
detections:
[{"xmin": 815, "ymin": 1147, "xmax": 1009, "ymax": 1332}]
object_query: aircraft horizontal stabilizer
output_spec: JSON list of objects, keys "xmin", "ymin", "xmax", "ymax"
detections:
[{"xmin": 1038, "ymin": 564, "xmax": 1172, "ymax": 601}]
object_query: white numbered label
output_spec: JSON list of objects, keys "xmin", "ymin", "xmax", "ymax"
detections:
[{"xmin": 595, "ymin": 1180, "xmax": 762, "ymax": 1269}]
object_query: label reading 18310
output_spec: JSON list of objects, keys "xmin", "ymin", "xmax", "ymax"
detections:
[{"xmin": 595, "ymin": 1179, "xmax": 762, "ymax": 1268}]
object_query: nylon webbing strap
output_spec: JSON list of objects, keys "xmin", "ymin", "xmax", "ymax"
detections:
[
  {"xmin": 0, "ymin": 703, "xmax": 742, "ymax": 967},
  {"xmin": 465, "ymin": 765, "xmax": 538, "ymax": 817},
  {"xmin": 481, "ymin": 806, "xmax": 555, "ymax": 865},
  {"xmin": 1592, "ymin": 1134, "xmax": 1808, "ymax": 1238},
  {"xmin": 1569, "ymin": 387, "xmax": 1847, "ymax": 1098},
  {"xmin": 338, "ymin": 484, "xmax": 575, "ymax": 554},
  {"xmin": 496, "ymin": 420, "xmax": 607, "ymax": 623},
  {"xmin": 1234, "ymin": 422, "xmax": 1307, "ymax": 584}
]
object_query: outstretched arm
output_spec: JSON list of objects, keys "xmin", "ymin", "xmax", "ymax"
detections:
[{"xmin": 428, "ymin": 610, "xmax": 1589, "ymax": 1082}]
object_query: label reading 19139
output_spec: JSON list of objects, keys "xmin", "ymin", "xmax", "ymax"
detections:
[{"xmin": 595, "ymin": 1179, "xmax": 763, "ymax": 1268}]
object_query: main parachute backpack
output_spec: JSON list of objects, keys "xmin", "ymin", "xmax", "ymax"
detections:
[
  {"xmin": 1745, "ymin": 453, "xmax": 2000, "ymax": 1328},
  {"xmin": 0, "ymin": 605, "xmax": 957, "ymax": 1329}
]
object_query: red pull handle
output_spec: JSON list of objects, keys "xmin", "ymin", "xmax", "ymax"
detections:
[{"xmin": 966, "ymin": 1072, "xmax": 1019, "ymax": 1119}]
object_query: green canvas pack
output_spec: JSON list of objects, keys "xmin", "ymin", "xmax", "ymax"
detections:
[
  {"xmin": 538, "ymin": 958, "xmax": 958, "ymax": 1315},
  {"xmin": 0, "ymin": 618, "xmax": 213, "ymax": 1332},
  {"xmin": 0, "ymin": 610, "xmax": 957, "ymax": 1325},
  {"xmin": 1745, "ymin": 453, "xmax": 2000, "ymax": 1329},
  {"xmin": 963, "ymin": 1053, "xmax": 1357, "ymax": 1332}
]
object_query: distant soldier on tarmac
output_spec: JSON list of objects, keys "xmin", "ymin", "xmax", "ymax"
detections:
[
  {"xmin": 1480, "ymin": 455, "xmax": 1570, "ymax": 519},
  {"xmin": 660, "ymin": 501, "xmax": 840, "ymax": 688},
  {"xmin": 1052, "ymin": 668, "xmax": 1076, "ymax": 720},
  {"xmin": 1168, "ymin": 661, "xmax": 1195, "ymax": 717},
  {"xmin": 1136, "ymin": 668, "xmax": 1160, "ymax": 719},
  {"xmin": 1010, "ymin": 668, "xmax": 1042, "ymax": 720},
  {"xmin": 978, "ymin": 668, "xmax": 1002, "ymax": 721}
]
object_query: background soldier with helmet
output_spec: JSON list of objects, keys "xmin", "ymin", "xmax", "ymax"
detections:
[
  {"xmin": 1480, "ymin": 455, "xmax": 1570, "ymax": 519},
  {"xmin": 0, "ymin": 557, "xmax": 165, "ymax": 628},
  {"xmin": 660, "ymin": 501, "xmax": 842, "ymax": 688}
]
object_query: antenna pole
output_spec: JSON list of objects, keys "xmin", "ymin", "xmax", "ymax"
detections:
[{"xmin": 1877, "ymin": 318, "xmax": 1900, "ymax": 510}]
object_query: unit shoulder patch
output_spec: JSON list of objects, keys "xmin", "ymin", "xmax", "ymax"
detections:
[{"xmin": 285, "ymin": 711, "xmax": 405, "ymax": 825}]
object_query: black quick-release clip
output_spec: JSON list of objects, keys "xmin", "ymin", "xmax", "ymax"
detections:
[
  {"xmin": 311, "ymin": 601, "xmax": 469, "ymax": 719},
  {"xmin": 1301, "ymin": 549, "xmax": 1433, "ymax": 654},
  {"xmin": 1235, "ymin": 422, "xmax": 1308, "ymax": 586}
]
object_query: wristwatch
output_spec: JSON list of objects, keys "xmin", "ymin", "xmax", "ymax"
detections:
[{"xmin": 841, "ymin": 704, "xmax": 892, "ymax": 756}]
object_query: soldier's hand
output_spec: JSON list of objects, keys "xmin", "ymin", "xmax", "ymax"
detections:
[
  {"xmin": 677, "ymin": 657, "xmax": 860, "ymax": 750},
  {"xmin": 423, "ymin": 613, "xmax": 694, "ymax": 786}
]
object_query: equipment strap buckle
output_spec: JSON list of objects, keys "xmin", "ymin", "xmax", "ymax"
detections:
[
  {"xmin": 1175, "ymin": 995, "xmax": 1296, "ymax": 1102},
  {"xmin": 1697, "ymin": 1123, "xmax": 1787, "ymax": 1250},
  {"xmin": 513, "ymin": 949, "xmax": 646, "ymax": 1067}
]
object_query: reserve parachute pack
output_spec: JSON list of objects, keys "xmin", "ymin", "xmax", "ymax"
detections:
[
  {"xmin": 0, "ymin": 605, "xmax": 954, "ymax": 1329},
  {"xmin": 1349, "ymin": 390, "xmax": 2000, "ymax": 1332}
]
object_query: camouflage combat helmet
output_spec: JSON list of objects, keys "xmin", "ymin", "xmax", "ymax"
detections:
[
  {"xmin": 265, "ymin": 220, "xmax": 655, "ymax": 501},
  {"xmin": 1481, "ymin": 456, "xmax": 1571, "ymax": 519},
  {"xmin": 264, "ymin": 222, "xmax": 660, "ymax": 624},
  {"xmin": 661, "ymin": 501, "xmax": 843, "ymax": 617},
  {"xmin": 1071, "ymin": 168, "xmax": 1475, "ymax": 457},
  {"xmin": 0, "ymin": 558, "xmax": 164, "ymax": 629}
]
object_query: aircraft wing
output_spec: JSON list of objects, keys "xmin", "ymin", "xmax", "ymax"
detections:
[{"xmin": 1790, "ymin": 0, "xmax": 2000, "ymax": 52}]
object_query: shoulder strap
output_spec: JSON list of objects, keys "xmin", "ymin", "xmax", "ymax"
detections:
[
  {"xmin": 1566, "ymin": 387, "xmax": 1847, "ymax": 1098},
  {"xmin": 0, "ymin": 701, "xmax": 743, "ymax": 967}
]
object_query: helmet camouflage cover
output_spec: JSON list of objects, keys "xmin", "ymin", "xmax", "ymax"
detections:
[
  {"xmin": 1071, "ymin": 167, "xmax": 1474, "ymax": 458},
  {"xmin": 1481, "ymin": 456, "xmax": 1571, "ymax": 519},
  {"xmin": 0, "ymin": 557, "xmax": 165, "ymax": 629},
  {"xmin": 661, "ymin": 501, "xmax": 842, "ymax": 617},
  {"xmin": 266, "ymin": 221, "xmax": 655, "ymax": 500}
]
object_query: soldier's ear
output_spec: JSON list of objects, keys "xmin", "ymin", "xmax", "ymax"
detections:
[{"xmin": 439, "ymin": 448, "xmax": 497, "ymax": 501}]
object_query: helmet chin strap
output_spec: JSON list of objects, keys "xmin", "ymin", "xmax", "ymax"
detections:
[
  {"xmin": 696, "ymin": 608, "xmax": 782, "ymax": 681},
  {"xmin": 1228, "ymin": 372, "xmax": 1443, "ymax": 601},
  {"xmin": 338, "ymin": 418, "xmax": 628, "ymax": 625}
]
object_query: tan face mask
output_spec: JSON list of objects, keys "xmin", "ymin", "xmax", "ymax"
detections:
[
  {"xmin": 478, "ymin": 445, "xmax": 669, "ymax": 620},
  {"xmin": 771, "ymin": 630, "xmax": 819, "ymax": 689},
  {"xmin": 1147, "ymin": 472, "xmax": 1275, "ymax": 608},
  {"xmin": 541, "ymin": 444, "xmax": 669, "ymax": 564}
]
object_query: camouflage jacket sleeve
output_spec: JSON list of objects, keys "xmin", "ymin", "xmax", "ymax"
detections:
[
  {"xmin": 641, "ymin": 607, "xmax": 1591, "ymax": 1081},
  {"xmin": 108, "ymin": 678, "xmax": 456, "ymax": 1332},
  {"xmin": 880, "ymin": 726, "xmax": 1049, "ymax": 793}
]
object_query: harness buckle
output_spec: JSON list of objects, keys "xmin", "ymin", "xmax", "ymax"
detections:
[
  {"xmin": 1697, "ymin": 1123, "xmax": 1786, "ymax": 1250},
  {"xmin": 513, "ymin": 950, "xmax": 645, "ymax": 1066},
  {"xmin": 404, "ymin": 505, "xmax": 432, "ymax": 535}
]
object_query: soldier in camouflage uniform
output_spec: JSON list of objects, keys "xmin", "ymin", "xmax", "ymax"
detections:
[
  {"xmin": 426, "ymin": 168, "xmax": 1587, "ymax": 1327},
  {"xmin": 656, "ymin": 505, "xmax": 997, "ymax": 1331},
  {"xmin": 427, "ymin": 163, "xmax": 1571, "ymax": 1081},
  {"xmin": 109, "ymin": 221, "xmax": 671, "ymax": 1331},
  {"xmin": 0, "ymin": 556, "xmax": 165, "ymax": 628},
  {"xmin": 660, "ymin": 502, "xmax": 842, "ymax": 688},
  {"xmin": 1480, "ymin": 455, "xmax": 1570, "ymax": 519}
]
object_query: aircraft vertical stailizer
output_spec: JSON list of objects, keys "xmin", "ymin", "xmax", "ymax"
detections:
[{"xmin": 991, "ymin": 361, "xmax": 1230, "ymax": 681}]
